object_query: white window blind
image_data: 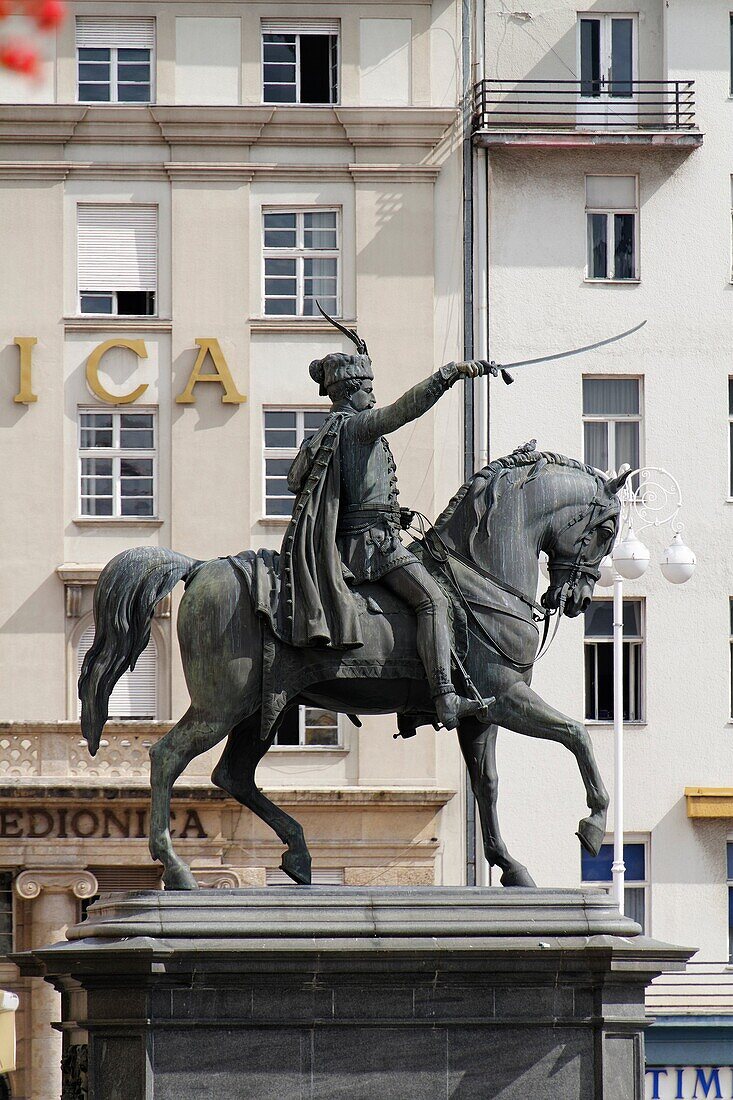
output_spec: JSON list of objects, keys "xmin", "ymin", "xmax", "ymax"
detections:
[
  {"xmin": 261, "ymin": 19, "xmax": 339, "ymax": 35},
  {"xmin": 77, "ymin": 626, "xmax": 157, "ymax": 719},
  {"xmin": 77, "ymin": 205, "xmax": 158, "ymax": 292},
  {"xmin": 76, "ymin": 17, "xmax": 155, "ymax": 49},
  {"xmin": 585, "ymin": 175, "xmax": 636, "ymax": 210}
]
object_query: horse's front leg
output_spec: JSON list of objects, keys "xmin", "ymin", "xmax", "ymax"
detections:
[
  {"xmin": 458, "ymin": 718, "xmax": 537, "ymax": 887},
  {"xmin": 495, "ymin": 681, "xmax": 609, "ymax": 856}
]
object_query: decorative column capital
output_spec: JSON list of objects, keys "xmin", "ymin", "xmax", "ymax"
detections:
[{"xmin": 15, "ymin": 869, "xmax": 98, "ymax": 900}]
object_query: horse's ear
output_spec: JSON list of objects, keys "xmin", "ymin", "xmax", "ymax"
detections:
[{"xmin": 606, "ymin": 464, "xmax": 633, "ymax": 496}]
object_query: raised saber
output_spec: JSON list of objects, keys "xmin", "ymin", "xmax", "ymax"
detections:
[{"xmin": 476, "ymin": 319, "xmax": 647, "ymax": 385}]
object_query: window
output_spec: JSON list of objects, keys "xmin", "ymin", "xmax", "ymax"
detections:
[
  {"xmin": 582, "ymin": 841, "xmax": 647, "ymax": 931},
  {"xmin": 586, "ymin": 176, "xmax": 638, "ymax": 280},
  {"xmin": 729, "ymin": 380, "xmax": 733, "ymax": 497},
  {"xmin": 728, "ymin": 842, "xmax": 733, "ymax": 962},
  {"xmin": 0, "ymin": 874, "xmax": 13, "ymax": 955},
  {"xmin": 584, "ymin": 598, "xmax": 644, "ymax": 721},
  {"xmin": 264, "ymin": 408, "xmax": 329, "ymax": 516},
  {"xmin": 77, "ymin": 204, "xmax": 158, "ymax": 316},
  {"xmin": 79, "ymin": 409, "xmax": 156, "ymax": 518},
  {"xmin": 262, "ymin": 20, "xmax": 338, "ymax": 104},
  {"xmin": 579, "ymin": 15, "xmax": 634, "ymax": 99},
  {"xmin": 263, "ymin": 209, "xmax": 339, "ymax": 317},
  {"xmin": 76, "ymin": 18, "xmax": 154, "ymax": 103},
  {"xmin": 730, "ymin": 600, "xmax": 733, "ymax": 718},
  {"xmin": 274, "ymin": 706, "xmax": 340, "ymax": 747},
  {"xmin": 583, "ymin": 377, "xmax": 641, "ymax": 475},
  {"xmin": 78, "ymin": 625, "xmax": 157, "ymax": 720}
]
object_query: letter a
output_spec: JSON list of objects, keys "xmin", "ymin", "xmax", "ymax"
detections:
[{"xmin": 175, "ymin": 339, "xmax": 246, "ymax": 405}]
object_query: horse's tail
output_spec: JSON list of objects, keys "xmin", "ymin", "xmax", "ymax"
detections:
[{"xmin": 79, "ymin": 547, "xmax": 200, "ymax": 754}]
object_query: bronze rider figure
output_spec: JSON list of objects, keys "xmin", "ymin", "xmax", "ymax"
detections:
[{"xmin": 278, "ymin": 310, "xmax": 495, "ymax": 731}]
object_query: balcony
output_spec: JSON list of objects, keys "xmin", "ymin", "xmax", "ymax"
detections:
[{"xmin": 472, "ymin": 79, "xmax": 702, "ymax": 150}]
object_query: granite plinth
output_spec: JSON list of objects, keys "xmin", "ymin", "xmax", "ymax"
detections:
[{"xmin": 16, "ymin": 887, "xmax": 694, "ymax": 1100}]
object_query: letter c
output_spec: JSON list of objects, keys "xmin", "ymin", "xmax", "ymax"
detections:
[{"xmin": 86, "ymin": 339, "xmax": 148, "ymax": 405}]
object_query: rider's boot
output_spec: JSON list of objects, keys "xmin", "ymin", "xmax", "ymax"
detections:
[{"xmin": 434, "ymin": 691, "xmax": 496, "ymax": 731}]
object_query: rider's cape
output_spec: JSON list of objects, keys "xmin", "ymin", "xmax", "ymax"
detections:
[{"xmin": 277, "ymin": 411, "xmax": 363, "ymax": 650}]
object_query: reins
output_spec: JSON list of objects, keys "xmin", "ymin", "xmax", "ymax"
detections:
[{"xmin": 409, "ymin": 512, "xmax": 566, "ymax": 672}]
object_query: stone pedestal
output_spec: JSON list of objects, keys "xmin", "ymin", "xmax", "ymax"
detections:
[{"xmin": 16, "ymin": 887, "xmax": 692, "ymax": 1100}]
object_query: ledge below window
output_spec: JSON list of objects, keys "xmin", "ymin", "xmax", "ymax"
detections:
[
  {"xmin": 73, "ymin": 517, "xmax": 164, "ymax": 527},
  {"xmin": 257, "ymin": 517, "xmax": 290, "ymax": 527},
  {"xmin": 64, "ymin": 317, "xmax": 173, "ymax": 332},
  {"xmin": 250, "ymin": 318, "xmax": 358, "ymax": 335}
]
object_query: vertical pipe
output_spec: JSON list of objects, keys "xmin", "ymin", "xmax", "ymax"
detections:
[
  {"xmin": 462, "ymin": 0, "xmax": 476, "ymax": 889},
  {"xmin": 612, "ymin": 573, "xmax": 626, "ymax": 913}
]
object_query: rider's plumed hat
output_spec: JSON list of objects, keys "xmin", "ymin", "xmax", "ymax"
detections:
[{"xmin": 309, "ymin": 352, "xmax": 373, "ymax": 397}]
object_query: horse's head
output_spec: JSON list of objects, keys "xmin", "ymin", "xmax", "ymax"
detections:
[{"xmin": 542, "ymin": 466, "xmax": 633, "ymax": 617}]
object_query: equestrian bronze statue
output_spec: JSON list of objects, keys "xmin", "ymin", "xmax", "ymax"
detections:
[{"xmin": 80, "ymin": 320, "xmax": 631, "ymax": 891}]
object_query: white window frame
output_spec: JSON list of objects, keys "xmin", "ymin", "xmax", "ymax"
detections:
[
  {"xmin": 272, "ymin": 705, "xmax": 342, "ymax": 749},
  {"xmin": 585, "ymin": 174, "xmax": 639, "ymax": 282},
  {"xmin": 729, "ymin": 599, "xmax": 733, "ymax": 719},
  {"xmin": 262, "ymin": 207, "xmax": 340, "ymax": 318},
  {"xmin": 77, "ymin": 619, "xmax": 158, "ymax": 720},
  {"xmin": 78, "ymin": 407, "xmax": 158, "ymax": 520},
  {"xmin": 582, "ymin": 375, "xmax": 643, "ymax": 475},
  {"xmin": 584, "ymin": 597, "xmax": 645, "ymax": 723},
  {"xmin": 261, "ymin": 23, "xmax": 339, "ymax": 105},
  {"xmin": 727, "ymin": 839, "xmax": 733, "ymax": 962},
  {"xmin": 263, "ymin": 406, "xmax": 330, "ymax": 518},
  {"xmin": 76, "ymin": 43, "xmax": 154, "ymax": 105},
  {"xmin": 77, "ymin": 203, "xmax": 158, "ymax": 318},
  {"xmin": 728, "ymin": 379, "xmax": 733, "ymax": 499},
  {"xmin": 581, "ymin": 836, "xmax": 650, "ymax": 933},
  {"xmin": 78, "ymin": 290, "xmax": 157, "ymax": 318}
]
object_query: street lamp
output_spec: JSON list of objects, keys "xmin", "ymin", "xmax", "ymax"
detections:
[{"xmin": 595, "ymin": 466, "xmax": 696, "ymax": 915}]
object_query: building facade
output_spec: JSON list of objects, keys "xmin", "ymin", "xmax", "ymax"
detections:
[
  {"xmin": 471, "ymin": 0, "xmax": 733, "ymax": 1092},
  {"xmin": 0, "ymin": 3, "xmax": 470, "ymax": 1096}
]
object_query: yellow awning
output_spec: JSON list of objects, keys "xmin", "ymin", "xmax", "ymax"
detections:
[{"xmin": 685, "ymin": 788, "xmax": 733, "ymax": 818}]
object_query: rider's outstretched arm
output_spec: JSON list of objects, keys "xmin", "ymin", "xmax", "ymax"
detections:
[{"xmin": 353, "ymin": 363, "xmax": 467, "ymax": 443}]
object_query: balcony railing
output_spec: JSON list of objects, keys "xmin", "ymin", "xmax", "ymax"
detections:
[{"xmin": 473, "ymin": 78, "xmax": 697, "ymax": 134}]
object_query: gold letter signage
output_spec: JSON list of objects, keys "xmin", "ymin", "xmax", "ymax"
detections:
[
  {"xmin": 175, "ymin": 338, "xmax": 246, "ymax": 405},
  {"xmin": 86, "ymin": 338, "xmax": 149, "ymax": 405},
  {"xmin": 13, "ymin": 337, "xmax": 38, "ymax": 404}
]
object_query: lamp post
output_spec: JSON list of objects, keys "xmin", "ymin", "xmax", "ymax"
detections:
[{"xmin": 596, "ymin": 466, "xmax": 696, "ymax": 915}]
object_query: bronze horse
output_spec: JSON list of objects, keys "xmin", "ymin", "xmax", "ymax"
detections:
[{"xmin": 80, "ymin": 446, "xmax": 630, "ymax": 890}]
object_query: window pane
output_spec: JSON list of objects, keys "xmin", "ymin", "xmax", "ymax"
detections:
[
  {"xmin": 0, "ymin": 872, "xmax": 13, "ymax": 954},
  {"xmin": 303, "ymin": 296, "xmax": 337, "ymax": 316},
  {"xmin": 265, "ymin": 427, "xmax": 297, "ymax": 447},
  {"xmin": 80, "ymin": 426, "xmax": 113, "ymax": 448},
  {"xmin": 264, "ymin": 63, "xmax": 295, "ymax": 84},
  {"xmin": 610, "ymin": 19, "xmax": 633, "ymax": 97},
  {"xmin": 79, "ymin": 47, "xmax": 110, "ymax": 61},
  {"xmin": 265, "ymin": 258, "xmax": 296, "ymax": 276},
  {"xmin": 264, "ymin": 82, "xmax": 297, "ymax": 103},
  {"xmin": 118, "ymin": 83, "xmax": 151, "ymax": 103},
  {"xmin": 304, "ymin": 411, "xmax": 329, "ymax": 431},
  {"xmin": 118, "ymin": 48, "xmax": 149, "ymax": 62},
  {"xmin": 263, "ymin": 39, "xmax": 296, "ymax": 63},
  {"xmin": 584, "ymin": 601, "xmax": 614, "ymax": 637},
  {"xmin": 587, "ymin": 213, "xmax": 607, "ymax": 278},
  {"xmin": 727, "ymin": 842, "xmax": 733, "ymax": 880},
  {"xmin": 120, "ymin": 429, "xmax": 154, "ymax": 449},
  {"xmin": 265, "ymin": 410, "xmax": 297, "ymax": 429},
  {"xmin": 581, "ymin": 842, "xmax": 614, "ymax": 881},
  {"xmin": 265, "ymin": 458, "xmax": 294, "ymax": 476},
  {"xmin": 265, "ymin": 298, "xmax": 297, "ymax": 315},
  {"xmin": 82, "ymin": 457, "xmax": 112, "ymax": 478},
  {"xmin": 729, "ymin": 887, "xmax": 733, "ymax": 963},
  {"xmin": 304, "ymin": 211, "xmax": 337, "ymax": 249},
  {"xmin": 303, "ymin": 708, "xmax": 339, "ymax": 746},
  {"xmin": 299, "ymin": 34, "xmax": 333, "ymax": 104},
  {"xmin": 79, "ymin": 62, "xmax": 110, "ymax": 81},
  {"xmin": 580, "ymin": 19, "xmax": 600, "ymax": 97},
  {"xmin": 613, "ymin": 213, "xmax": 635, "ymax": 279},
  {"xmin": 121, "ymin": 413, "xmax": 153, "ymax": 429},
  {"xmin": 625, "ymin": 886, "xmax": 645, "ymax": 931},
  {"xmin": 624, "ymin": 843, "xmax": 645, "ymax": 880},
  {"xmin": 583, "ymin": 378, "xmax": 640, "ymax": 416},
  {"xmin": 267, "ymin": 496, "xmax": 295, "ymax": 515},
  {"xmin": 584, "ymin": 421, "xmax": 608, "ymax": 472},
  {"xmin": 80, "ymin": 293, "xmax": 113, "ymax": 314},
  {"xmin": 121, "ymin": 458, "xmax": 152, "ymax": 478},
  {"xmin": 615, "ymin": 421, "xmax": 639, "ymax": 471},
  {"xmin": 265, "ymin": 277, "xmax": 297, "ymax": 297},
  {"xmin": 586, "ymin": 176, "xmax": 636, "ymax": 210},
  {"xmin": 81, "ymin": 496, "xmax": 113, "ymax": 516},
  {"xmin": 121, "ymin": 497, "xmax": 154, "ymax": 517},
  {"xmin": 79, "ymin": 83, "xmax": 111, "ymax": 102}
]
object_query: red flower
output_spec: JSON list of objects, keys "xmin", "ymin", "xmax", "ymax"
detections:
[
  {"xmin": 34, "ymin": 0, "xmax": 64, "ymax": 29},
  {"xmin": 0, "ymin": 40, "xmax": 39, "ymax": 75}
]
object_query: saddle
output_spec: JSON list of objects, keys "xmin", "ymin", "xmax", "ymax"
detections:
[{"xmin": 227, "ymin": 544, "xmax": 469, "ymax": 742}]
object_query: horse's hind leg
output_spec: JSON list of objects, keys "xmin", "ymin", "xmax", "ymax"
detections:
[
  {"xmin": 458, "ymin": 719, "xmax": 536, "ymax": 887},
  {"xmin": 496, "ymin": 681, "xmax": 609, "ymax": 857},
  {"xmin": 149, "ymin": 707, "xmax": 233, "ymax": 889},
  {"xmin": 212, "ymin": 714, "xmax": 313, "ymax": 885}
]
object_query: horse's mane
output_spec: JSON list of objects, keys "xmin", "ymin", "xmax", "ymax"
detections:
[{"xmin": 434, "ymin": 441, "xmax": 607, "ymax": 545}]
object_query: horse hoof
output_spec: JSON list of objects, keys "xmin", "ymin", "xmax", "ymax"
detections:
[
  {"xmin": 281, "ymin": 850, "xmax": 312, "ymax": 885},
  {"xmin": 163, "ymin": 865, "xmax": 199, "ymax": 891},
  {"xmin": 576, "ymin": 818, "xmax": 604, "ymax": 857},
  {"xmin": 500, "ymin": 866, "xmax": 537, "ymax": 888}
]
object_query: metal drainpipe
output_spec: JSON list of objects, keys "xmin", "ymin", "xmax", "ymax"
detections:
[{"xmin": 461, "ymin": 0, "xmax": 476, "ymax": 888}]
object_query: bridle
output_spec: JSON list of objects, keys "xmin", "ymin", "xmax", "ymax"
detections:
[{"xmin": 410, "ymin": 489, "xmax": 615, "ymax": 673}]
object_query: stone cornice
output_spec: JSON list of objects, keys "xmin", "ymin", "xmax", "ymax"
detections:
[
  {"xmin": 0, "ymin": 160, "xmax": 443, "ymax": 182},
  {"xmin": 55, "ymin": 564, "xmax": 104, "ymax": 585},
  {"xmin": 0, "ymin": 104, "xmax": 458, "ymax": 152}
]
